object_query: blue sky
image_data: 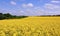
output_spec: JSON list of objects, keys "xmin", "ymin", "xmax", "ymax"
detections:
[{"xmin": 0, "ymin": 0, "xmax": 60, "ymax": 16}]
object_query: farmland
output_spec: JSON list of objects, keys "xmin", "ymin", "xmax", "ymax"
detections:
[{"xmin": 0, "ymin": 17, "xmax": 60, "ymax": 36}]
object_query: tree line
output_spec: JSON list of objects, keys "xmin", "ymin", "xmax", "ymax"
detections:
[
  {"xmin": 0, "ymin": 13, "xmax": 60, "ymax": 20},
  {"xmin": 0, "ymin": 13, "xmax": 28, "ymax": 20}
]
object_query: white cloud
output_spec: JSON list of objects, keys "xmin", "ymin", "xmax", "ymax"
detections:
[
  {"xmin": 10, "ymin": 1, "xmax": 16, "ymax": 5},
  {"xmin": 22, "ymin": 4, "xmax": 27, "ymax": 7},
  {"xmin": 23, "ymin": 7, "xmax": 45, "ymax": 16},
  {"xmin": 21, "ymin": 2, "xmax": 60, "ymax": 16},
  {"xmin": 13, "ymin": 0, "xmax": 25, "ymax": 1},
  {"xmin": 44, "ymin": 3, "xmax": 60, "ymax": 10},
  {"xmin": 51, "ymin": 0, "xmax": 60, "ymax": 3},
  {"xmin": 43, "ymin": 3, "xmax": 60, "ymax": 15},
  {"xmin": 22, "ymin": 3, "xmax": 34, "ymax": 8},
  {"xmin": 27, "ymin": 3, "xmax": 34, "ymax": 7}
]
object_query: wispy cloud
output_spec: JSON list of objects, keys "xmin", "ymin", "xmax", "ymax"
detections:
[
  {"xmin": 44, "ymin": 3, "xmax": 60, "ymax": 10},
  {"xmin": 51, "ymin": 0, "xmax": 60, "ymax": 3},
  {"xmin": 0, "ymin": 0, "xmax": 60, "ymax": 16},
  {"xmin": 13, "ymin": 0, "xmax": 25, "ymax": 1},
  {"xmin": 43, "ymin": 3, "xmax": 60, "ymax": 15},
  {"xmin": 10, "ymin": 1, "xmax": 16, "ymax": 5},
  {"xmin": 22, "ymin": 3, "xmax": 34, "ymax": 8}
]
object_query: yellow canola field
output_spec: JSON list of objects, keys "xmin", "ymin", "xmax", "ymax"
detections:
[{"xmin": 0, "ymin": 17, "xmax": 60, "ymax": 36}]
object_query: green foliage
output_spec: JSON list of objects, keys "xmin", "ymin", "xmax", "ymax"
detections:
[{"xmin": 0, "ymin": 13, "xmax": 28, "ymax": 20}]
